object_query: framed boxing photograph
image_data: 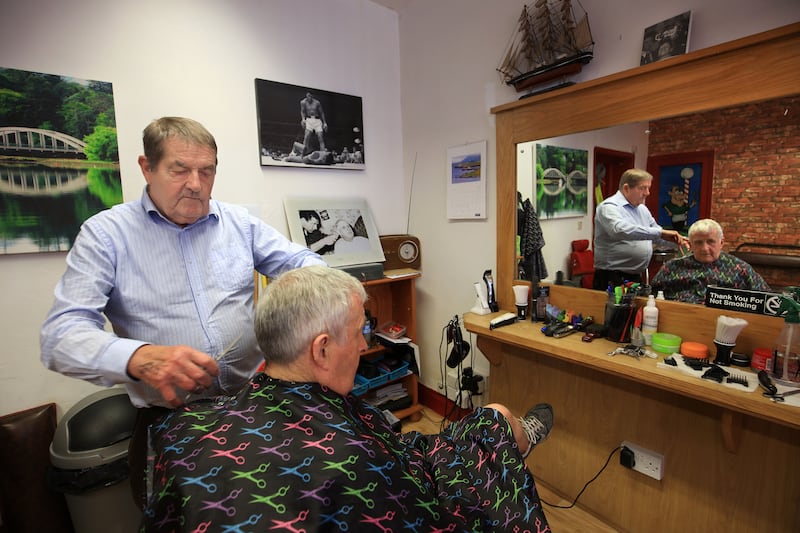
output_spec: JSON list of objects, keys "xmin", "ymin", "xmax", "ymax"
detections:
[
  {"xmin": 284, "ymin": 197, "xmax": 385, "ymax": 267},
  {"xmin": 255, "ymin": 79, "xmax": 365, "ymax": 170}
]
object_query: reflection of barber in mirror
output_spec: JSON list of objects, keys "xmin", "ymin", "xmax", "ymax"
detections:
[
  {"xmin": 662, "ymin": 184, "xmax": 696, "ymax": 233},
  {"xmin": 593, "ymin": 168, "xmax": 689, "ymax": 291},
  {"xmin": 651, "ymin": 218, "xmax": 771, "ymax": 304}
]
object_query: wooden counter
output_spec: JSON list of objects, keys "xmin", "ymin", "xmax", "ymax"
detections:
[
  {"xmin": 466, "ymin": 306, "xmax": 800, "ymax": 433},
  {"xmin": 464, "ymin": 286, "xmax": 800, "ymax": 532}
]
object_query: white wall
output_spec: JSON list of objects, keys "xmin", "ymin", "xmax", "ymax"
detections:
[
  {"xmin": 397, "ymin": 0, "xmax": 800, "ymax": 393},
  {"xmin": 1, "ymin": 0, "xmax": 799, "ymax": 418},
  {"xmin": 0, "ymin": 0, "xmax": 405, "ymax": 416}
]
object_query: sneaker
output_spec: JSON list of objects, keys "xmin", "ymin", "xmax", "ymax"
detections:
[{"xmin": 519, "ymin": 403, "xmax": 553, "ymax": 457}]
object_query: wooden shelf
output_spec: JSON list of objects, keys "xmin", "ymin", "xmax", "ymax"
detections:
[{"xmin": 357, "ymin": 273, "xmax": 422, "ymax": 422}]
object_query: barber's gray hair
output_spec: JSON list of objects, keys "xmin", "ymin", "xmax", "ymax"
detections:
[
  {"xmin": 254, "ymin": 266, "xmax": 367, "ymax": 364},
  {"xmin": 688, "ymin": 218, "xmax": 723, "ymax": 240},
  {"xmin": 142, "ymin": 117, "xmax": 217, "ymax": 169},
  {"xmin": 619, "ymin": 168, "xmax": 653, "ymax": 190}
]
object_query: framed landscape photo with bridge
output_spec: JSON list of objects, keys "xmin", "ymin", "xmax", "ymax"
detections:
[
  {"xmin": 255, "ymin": 79, "xmax": 365, "ymax": 170},
  {"xmin": 0, "ymin": 66, "xmax": 122, "ymax": 255},
  {"xmin": 534, "ymin": 143, "xmax": 589, "ymax": 219}
]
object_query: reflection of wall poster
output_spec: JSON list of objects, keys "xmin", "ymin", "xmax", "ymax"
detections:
[
  {"xmin": 284, "ymin": 197, "xmax": 385, "ymax": 267},
  {"xmin": 640, "ymin": 11, "xmax": 692, "ymax": 65},
  {"xmin": 0, "ymin": 66, "xmax": 121, "ymax": 255},
  {"xmin": 534, "ymin": 143, "xmax": 588, "ymax": 219},
  {"xmin": 446, "ymin": 140, "xmax": 487, "ymax": 220},
  {"xmin": 645, "ymin": 151, "xmax": 713, "ymax": 234},
  {"xmin": 255, "ymin": 79, "xmax": 365, "ymax": 170}
]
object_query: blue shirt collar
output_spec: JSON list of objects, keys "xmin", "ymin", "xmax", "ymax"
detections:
[{"xmin": 141, "ymin": 186, "xmax": 219, "ymax": 227}]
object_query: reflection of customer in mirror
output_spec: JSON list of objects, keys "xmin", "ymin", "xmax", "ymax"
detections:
[
  {"xmin": 332, "ymin": 219, "xmax": 370, "ymax": 254},
  {"xmin": 652, "ymin": 218, "xmax": 771, "ymax": 304},
  {"xmin": 299, "ymin": 210, "xmax": 337, "ymax": 255}
]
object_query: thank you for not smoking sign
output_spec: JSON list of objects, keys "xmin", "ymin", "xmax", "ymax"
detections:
[{"xmin": 705, "ymin": 286, "xmax": 783, "ymax": 317}]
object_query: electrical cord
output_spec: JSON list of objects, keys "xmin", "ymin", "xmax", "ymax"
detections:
[
  {"xmin": 438, "ymin": 315, "xmax": 477, "ymax": 431},
  {"xmin": 439, "ymin": 322, "xmax": 456, "ymax": 431},
  {"xmin": 540, "ymin": 445, "xmax": 623, "ymax": 509}
]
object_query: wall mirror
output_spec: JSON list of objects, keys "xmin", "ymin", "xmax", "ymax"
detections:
[
  {"xmin": 515, "ymin": 92, "xmax": 798, "ymax": 294},
  {"xmin": 491, "ymin": 23, "xmax": 800, "ymax": 309}
]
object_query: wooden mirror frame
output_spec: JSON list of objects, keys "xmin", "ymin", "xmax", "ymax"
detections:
[{"xmin": 490, "ymin": 22, "xmax": 800, "ymax": 309}]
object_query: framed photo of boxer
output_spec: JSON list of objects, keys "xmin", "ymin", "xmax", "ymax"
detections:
[
  {"xmin": 284, "ymin": 197, "xmax": 385, "ymax": 268},
  {"xmin": 255, "ymin": 79, "xmax": 365, "ymax": 170}
]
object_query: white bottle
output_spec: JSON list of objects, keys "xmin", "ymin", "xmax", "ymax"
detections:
[
  {"xmin": 642, "ymin": 295, "xmax": 659, "ymax": 346},
  {"xmin": 656, "ymin": 291, "xmax": 666, "ymax": 301}
]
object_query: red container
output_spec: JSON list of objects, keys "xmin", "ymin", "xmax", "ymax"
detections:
[{"xmin": 751, "ymin": 347, "xmax": 773, "ymax": 372}]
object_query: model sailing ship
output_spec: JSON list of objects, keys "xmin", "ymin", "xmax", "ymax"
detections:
[{"xmin": 497, "ymin": 0, "xmax": 594, "ymax": 94}]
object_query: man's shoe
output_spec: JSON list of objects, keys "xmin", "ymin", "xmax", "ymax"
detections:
[{"xmin": 519, "ymin": 403, "xmax": 553, "ymax": 457}]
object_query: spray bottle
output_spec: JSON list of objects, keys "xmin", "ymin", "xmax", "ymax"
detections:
[
  {"xmin": 774, "ymin": 287, "xmax": 800, "ymax": 385},
  {"xmin": 641, "ymin": 294, "xmax": 659, "ymax": 346}
]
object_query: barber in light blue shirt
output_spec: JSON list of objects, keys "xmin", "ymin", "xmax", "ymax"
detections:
[
  {"xmin": 592, "ymin": 168, "xmax": 687, "ymax": 290},
  {"xmin": 41, "ymin": 117, "xmax": 326, "ymax": 409}
]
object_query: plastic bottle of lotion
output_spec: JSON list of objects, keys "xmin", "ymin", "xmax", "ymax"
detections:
[{"xmin": 642, "ymin": 295, "xmax": 659, "ymax": 346}]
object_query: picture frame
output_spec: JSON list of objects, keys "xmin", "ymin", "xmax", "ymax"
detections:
[
  {"xmin": 446, "ymin": 140, "xmax": 487, "ymax": 219},
  {"xmin": 255, "ymin": 79, "xmax": 365, "ymax": 170},
  {"xmin": 645, "ymin": 151, "xmax": 713, "ymax": 234},
  {"xmin": 534, "ymin": 143, "xmax": 588, "ymax": 219},
  {"xmin": 640, "ymin": 11, "xmax": 692, "ymax": 65},
  {"xmin": 284, "ymin": 197, "xmax": 385, "ymax": 268},
  {"xmin": 0, "ymin": 66, "xmax": 122, "ymax": 255}
]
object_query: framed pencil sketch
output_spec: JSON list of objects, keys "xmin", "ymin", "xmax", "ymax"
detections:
[
  {"xmin": 534, "ymin": 143, "xmax": 588, "ymax": 219},
  {"xmin": 640, "ymin": 11, "xmax": 692, "ymax": 65},
  {"xmin": 645, "ymin": 151, "xmax": 713, "ymax": 234},
  {"xmin": 255, "ymin": 79, "xmax": 365, "ymax": 170},
  {"xmin": 284, "ymin": 197, "xmax": 385, "ymax": 267},
  {"xmin": 446, "ymin": 140, "xmax": 487, "ymax": 219}
]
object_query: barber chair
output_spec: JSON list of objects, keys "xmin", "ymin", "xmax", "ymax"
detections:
[{"xmin": 569, "ymin": 239, "xmax": 595, "ymax": 289}]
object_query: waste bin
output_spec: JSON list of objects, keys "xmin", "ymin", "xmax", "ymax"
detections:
[{"xmin": 48, "ymin": 388, "xmax": 142, "ymax": 533}]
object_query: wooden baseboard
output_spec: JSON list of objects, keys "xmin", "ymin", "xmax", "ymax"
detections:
[{"xmin": 418, "ymin": 383, "xmax": 472, "ymax": 420}]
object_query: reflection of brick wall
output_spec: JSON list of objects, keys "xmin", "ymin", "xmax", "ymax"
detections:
[{"xmin": 647, "ymin": 96, "xmax": 800, "ymax": 290}]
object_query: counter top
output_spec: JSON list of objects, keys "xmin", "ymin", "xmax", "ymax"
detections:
[{"xmin": 464, "ymin": 311, "xmax": 800, "ymax": 433}]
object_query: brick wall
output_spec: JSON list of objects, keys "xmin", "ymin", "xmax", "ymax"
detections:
[{"xmin": 648, "ymin": 96, "xmax": 799, "ymax": 290}]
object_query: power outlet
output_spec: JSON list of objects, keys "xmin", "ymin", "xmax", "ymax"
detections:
[
  {"xmin": 446, "ymin": 385, "xmax": 471, "ymax": 408},
  {"xmin": 621, "ymin": 441, "xmax": 664, "ymax": 480}
]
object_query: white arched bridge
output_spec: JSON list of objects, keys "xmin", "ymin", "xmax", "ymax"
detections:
[{"xmin": 0, "ymin": 126, "xmax": 86, "ymax": 157}]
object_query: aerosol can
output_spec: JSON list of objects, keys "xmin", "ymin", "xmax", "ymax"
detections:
[{"xmin": 774, "ymin": 287, "xmax": 800, "ymax": 385}]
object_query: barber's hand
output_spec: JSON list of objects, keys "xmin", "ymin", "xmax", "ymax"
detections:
[
  {"xmin": 663, "ymin": 229, "xmax": 689, "ymax": 247},
  {"xmin": 127, "ymin": 345, "xmax": 220, "ymax": 407}
]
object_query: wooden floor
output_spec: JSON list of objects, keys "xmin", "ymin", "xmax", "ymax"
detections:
[{"xmin": 402, "ymin": 407, "xmax": 619, "ymax": 533}]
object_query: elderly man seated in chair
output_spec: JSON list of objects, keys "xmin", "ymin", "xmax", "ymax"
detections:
[
  {"xmin": 652, "ymin": 218, "xmax": 771, "ymax": 304},
  {"xmin": 142, "ymin": 266, "xmax": 554, "ymax": 532}
]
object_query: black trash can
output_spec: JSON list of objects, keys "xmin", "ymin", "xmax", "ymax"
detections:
[{"xmin": 49, "ymin": 388, "xmax": 142, "ymax": 533}]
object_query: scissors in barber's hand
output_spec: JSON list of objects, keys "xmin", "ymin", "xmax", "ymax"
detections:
[
  {"xmin": 185, "ymin": 334, "xmax": 243, "ymax": 401},
  {"xmin": 214, "ymin": 333, "xmax": 243, "ymax": 362}
]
